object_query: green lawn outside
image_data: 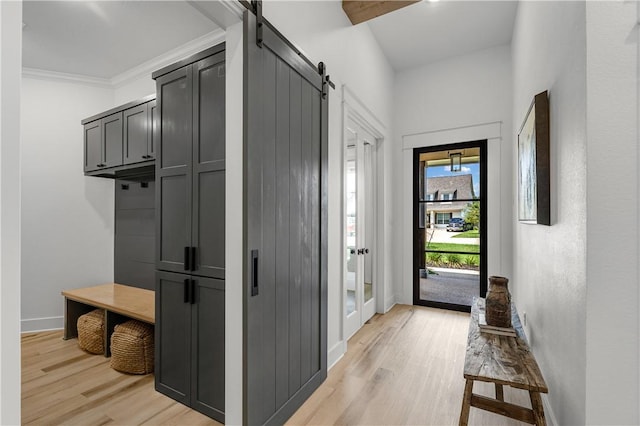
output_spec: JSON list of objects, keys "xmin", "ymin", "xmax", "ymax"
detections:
[
  {"xmin": 426, "ymin": 242, "xmax": 479, "ymax": 253},
  {"xmin": 452, "ymin": 230, "xmax": 480, "ymax": 238}
]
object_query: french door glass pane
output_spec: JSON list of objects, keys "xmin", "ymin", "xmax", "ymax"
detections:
[{"xmin": 346, "ymin": 146, "xmax": 356, "ymax": 316}]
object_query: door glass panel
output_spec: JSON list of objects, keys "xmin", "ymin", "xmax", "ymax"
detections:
[
  {"xmin": 363, "ymin": 142, "xmax": 373, "ymax": 304},
  {"xmin": 417, "ymin": 146, "xmax": 482, "ymax": 309},
  {"xmin": 345, "ymin": 145, "xmax": 356, "ymax": 316}
]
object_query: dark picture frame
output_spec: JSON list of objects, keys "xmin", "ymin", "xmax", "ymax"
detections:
[{"xmin": 518, "ymin": 90, "xmax": 550, "ymax": 225}]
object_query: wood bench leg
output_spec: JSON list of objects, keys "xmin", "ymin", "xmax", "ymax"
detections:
[
  {"xmin": 495, "ymin": 384, "xmax": 504, "ymax": 402},
  {"xmin": 459, "ymin": 379, "xmax": 474, "ymax": 426},
  {"xmin": 529, "ymin": 391, "xmax": 546, "ymax": 426}
]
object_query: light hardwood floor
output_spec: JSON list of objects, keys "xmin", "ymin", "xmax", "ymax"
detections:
[{"xmin": 23, "ymin": 304, "xmax": 532, "ymax": 425}]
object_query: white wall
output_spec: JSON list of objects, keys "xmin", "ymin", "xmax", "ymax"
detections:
[
  {"xmin": 511, "ymin": 2, "xmax": 587, "ymax": 424},
  {"xmin": 20, "ymin": 77, "xmax": 115, "ymax": 332},
  {"xmin": 585, "ymin": 1, "xmax": 639, "ymax": 423},
  {"xmin": 0, "ymin": 1, "xmax": 23, "ymax": 422},
  {"xmin": 394, "ymin": 45, "xmax": 513, "ymax": 304},
  {"xmin": 114, "ymin": 77, "xmax": 155, "ymax": 106},
  {"xmin": 224, "ymin": 19, "xmax": 243, "ymax": 426},
  {"xmin": 262, "ymin": 0, "xmax": 396, "ymax": 366}
]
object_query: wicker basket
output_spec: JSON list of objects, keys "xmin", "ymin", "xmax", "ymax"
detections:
[
  {"xmin": 110, "ymin": 320, "xmax": 154, "ymax": 374},
  {"xmin": 77, "ymin": 309, "xmax": 105, "ymax": 355}
]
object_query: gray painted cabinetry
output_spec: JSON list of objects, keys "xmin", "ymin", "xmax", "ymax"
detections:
[
  {"xmin": 82, "ymin": 95, "xmax": 156, "ymax": 177},
  {"xmin": 83, "ymin": 112, "xmax": 122, "ymax": 172},
  {"xmin": 153, "ymin": 43, "xmax": 225, "ymax": 424}
]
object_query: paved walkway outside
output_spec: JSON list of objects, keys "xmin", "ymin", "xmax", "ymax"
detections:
[
  {"xmin": 426, "ymin": 228, "xmax": 479, "ymax": 245},
  {"xmin": 420, "ymin": 268, "xmax": 479, "ymax": 306}
]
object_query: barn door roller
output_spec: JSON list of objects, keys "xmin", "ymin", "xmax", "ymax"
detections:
[{"xmin": 243, "ymin": 0, "xmax": 336, "ymax": 93}]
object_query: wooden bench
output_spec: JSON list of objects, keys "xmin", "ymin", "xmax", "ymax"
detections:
[
  {"xmin": 62, "ymin": 283, "xmax": 154, "ymax": 357},
  {"xmin": 460, "ymin": 298, "xmax": 548, "ymax": 425}
]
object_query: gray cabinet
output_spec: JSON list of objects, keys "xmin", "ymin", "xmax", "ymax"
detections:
[
  {"xmin": 153, "ymin": 43, "xmax": 225, "ymax": 423},
  {"xmin": 123, "ymin": 100, "xmax": 157, "ymax": 165},
  {"xmin": 155, "ymin": 271, "xmax": 225, "ymax": 422},
  {"xmin": 83, "ymin": 112, "xmax": 123, "ymax": 172},
  {"xmin": 82, "ymin": 95, "xmax": 156, "ymax": 177},
  {"xmin": 155, "ymin": 50, "xmax": 225, "ymax": 280}
]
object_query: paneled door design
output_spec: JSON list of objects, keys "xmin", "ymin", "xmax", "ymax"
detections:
[
  {"xmin": 244, "ymin": 10, "xmax": 328, "ymax": 426},
  {"xmin": 344, "ymin": 118, "xmax": 377, "ymax": 340}
]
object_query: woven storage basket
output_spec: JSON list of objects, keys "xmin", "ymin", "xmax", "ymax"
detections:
[
  {"xmin": 77, "ymin": 309, "xmax": 104, "ymax": 355},
  {"xmin": 110, "ymin": 320, "xmax": 154, "ymax": 375}
]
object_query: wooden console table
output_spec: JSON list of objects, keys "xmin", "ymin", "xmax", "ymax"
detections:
[
  {"xmin": 460, "ymin": 298, "xmax": 548, "ymax": 425},
  {"xmin": 62, "ymin": 283, "xmax": 154, "ymax": 357}
]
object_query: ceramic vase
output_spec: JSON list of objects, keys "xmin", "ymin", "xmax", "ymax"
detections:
[{"xmin": 485, "ymin": 276, "xmax": 511, "ymax": 328}]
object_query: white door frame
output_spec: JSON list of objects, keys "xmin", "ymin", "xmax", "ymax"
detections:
[{"xmin": 341, "ymin": 85, "xmax": 386, "ymax": 343}]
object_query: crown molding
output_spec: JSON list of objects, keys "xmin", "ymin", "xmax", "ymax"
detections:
[
  {"xmin": 21, "ymin": 67, "xmax": 112, "ymax": 88},
  {"xmin": 111, "ymin": 28, "xmax": 226, "ymax": 88},
  {"xmin": 23, "ymin": 28, "xmax": 226, "ymax": 90}
]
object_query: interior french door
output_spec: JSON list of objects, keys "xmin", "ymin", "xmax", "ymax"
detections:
[{"xmin": 344, "ymin": 118, "xmax": 376, "ymax": 340}]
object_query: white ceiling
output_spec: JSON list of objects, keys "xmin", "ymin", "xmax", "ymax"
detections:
[
  {"xmin": 22, "ymin": 1, "xmax": 221, "ymax": 79},
  {"xmin": 22, "ymin": 1, "xmax": 518, "ymax": 79},
  {"xmin": 366, "ymin": 0, "xmax": 518, "ymax": 71}
]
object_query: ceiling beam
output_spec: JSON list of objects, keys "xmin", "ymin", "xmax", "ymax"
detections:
[{"xmin": 342, "ymin": 0, "xmax": 420, "ymax": 25}]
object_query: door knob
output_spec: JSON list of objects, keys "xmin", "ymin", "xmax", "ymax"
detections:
[{"xmin": 349, "ymin": 248, "xmax": 356, "ymax": 255}]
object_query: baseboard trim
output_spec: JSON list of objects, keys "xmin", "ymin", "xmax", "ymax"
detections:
[
  {"xmin": 541, "ymin": 393, "xmax": 558, "ymax": 426},
  {"xmin": 384, "ymin": 295, "xmax": 396, "ymax": 313},
  {"xmin": 21, "ymin": 316, "xmax": 64, "ymax": 333},
  {"xmin": 328, "ymin": 340, "xmax": 346, "ymax": 370}
]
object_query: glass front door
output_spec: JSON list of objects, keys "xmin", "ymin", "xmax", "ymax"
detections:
[{"xmin": 413, "ymin": 141, "xmax": 487, "ymax": 311}]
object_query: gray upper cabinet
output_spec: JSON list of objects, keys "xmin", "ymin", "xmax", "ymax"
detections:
[
  {"xmin": 123, "ymin": 103, "xmax": 149, "ymax": 165},
  {"xmin": 155, "ymin": 49, "xmax": 225, "ymax": 279},
  {"xmin": 103, "ymin": 113, "xmax": 123, "ymax": 168},
  {"xmin": 82, "ymin": 95, "xmax": 156, "ymax": 177},
  {"xmin": 83, "ymin": 120, "xmax": 102, "ymax": 173},
  {"xmin": 83, "ymin": 112, "xmax": 122, "ymax": 172},
  {"xmin": 149, "ymin": 99, "xmax": 157, "ymax": 161}
]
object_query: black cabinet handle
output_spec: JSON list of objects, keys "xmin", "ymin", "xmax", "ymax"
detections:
[
  {"xmin": 251, "ymin": 249, "xmax": 259, "ymax": 296},
  {"xmin": 184, "ymin": 246, "xmax": 190, "ymax": 271},
  {"xmin": 349, "ymin": 248, "xmax": 356, "ymax": 255},
  {"xmin": 184, "ymin": 279, "xmax": 190, "ymax": 303},
  {"xmin": 365, "ymin": 248, "xmax": 369, "ymax": 254},
  {"xmin": 191, "ymin": 247, "xmax": 197, "ymax": 271},
  {"xmin": 142, "ymin": 154, "xmax": 152, "ymax": 159},
  {"xmin": 97, "ymin": 163, "xmax": 106, "ymax": 168},
  {"xmin": 357, "ymin": 248, "xmax": 364, "ymax": 255},
  {"xmin": 190, "ymin": 279, "xmax": 196, "ymax": 304}
]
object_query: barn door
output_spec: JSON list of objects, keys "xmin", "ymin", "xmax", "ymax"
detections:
[{"xmin": 243, "ymin": 10, "xmax": 328, "ymax": 426}]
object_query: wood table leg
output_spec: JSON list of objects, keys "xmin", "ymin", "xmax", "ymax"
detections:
[
  {"xmin": 529, "ymin": 391, "xmax": 546, "ymax": 426},
  {"xmin": 495, "ymin": 384, "xmax": 504, "ymax": 402},
  {"xmin": 459, "ymin": 379, "xmax": 474, "ymax": 426}
]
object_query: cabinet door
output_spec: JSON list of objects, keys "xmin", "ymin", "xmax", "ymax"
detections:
[
  {"xmin": 191, "ymin": 53, "xmax": 225, "ymax": 279},
  {"xmin": 123, "ymin": 104, "xmax": 149, "ymax": 165},
  {"xmin": 102, "ymin": 112, "xmax": 123, "ymax": 168},
  {"xmin": 148, "ymin": 100, "xmax": 157, "ymax": 160},
  {"xmin": 156, "ymin": 67, "xmax": 193, "ymax": 273},
  {"xmin": 155, "ymin": 271, "xmax": 192, "ymax": 404},
  {"xmin": 84, "ymin": 120, "xmax": 102, "ymax": 172},
  {"xmin": 191, "ymin": 277, "xmax": 225, "ymax": 422}
]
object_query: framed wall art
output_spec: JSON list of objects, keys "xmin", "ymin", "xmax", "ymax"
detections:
[{"xmin": 518, "ymin": 90, "xmax": 550, "ymax": 225}]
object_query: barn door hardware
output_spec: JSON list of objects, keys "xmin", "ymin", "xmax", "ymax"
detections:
[
  {"xmin": 251, "ymin": 0, "xmax": 263, "ymax": 47},
  {"xmin": 317, "ymin": 62, "xmax": 336, "ymax": 100}
]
